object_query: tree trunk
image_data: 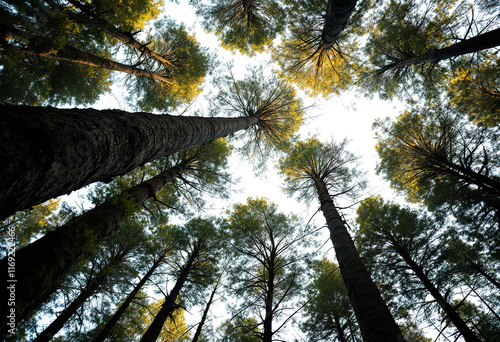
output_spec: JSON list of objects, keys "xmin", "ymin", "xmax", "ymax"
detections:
[
  {"xmin": 62, "ymin": 0, "xmax": 176, "ymax": 69},
  {"xmin": 313, "ymin": 178, "xmax": 404, "ymax": 342},
  {"xmin": 394, "ymin": 245, "xmax": 481, "ymax": 342},
  {"xmin": 322, "ymin": 0, "xmax": 358, "ymax": 48},
  {"xmin": 140, "ymin": 247, "xmax": 200, "ymax": 342},
  {"xmin": 0, "ymin": 104, "xmax": 259, "ymax": 220},
  {"xmin": 1, "ymin": 23, "xmax": 171, "ymax": 83},
  {"xmin": 378, "ymin": 28, "xmax": 500, "ymax": 74},
  {"xmin": 0, "ymin": 159, "xmax": 196, "ymax": 332},
  {"xmin": 33, "ymin": 250, "xmax": 128, "ymax": 342},
  {"xmin": 263, "ymin": 253, "xmax": 275, "ymax": 342},
  {"xmin": 191, "ymin": 271, "xmax": 223, "ymax": 342},
  {"xmin": 334, "ymin": 315, "xmax": 347, "ymax": 342},
  {"xmin": 93, "ymin": 250, "xmax": 169, "ymax": 342}
]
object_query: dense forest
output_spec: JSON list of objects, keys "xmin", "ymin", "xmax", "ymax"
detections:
[{"xmin": 0, "ymin": 0, "xmax": 499, "ymax": 341}]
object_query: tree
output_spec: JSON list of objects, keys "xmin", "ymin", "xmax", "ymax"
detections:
[
  {"xmin": 225, "ymin": 197, "xmax": 309, "ymax": 341},
  {"xmin": 217, "ymin": 318, "xmax": 261, "ymax": 342},
  {"xmin": 0, "ymin": 70, "xmax": 303, "ymax": 220},
  {"xmin": 374, "ymin": 105, "xmax": 500, "ymax": 225},
  {"xmin": 356, "ymin": 196, "xmax": 481, "ymax": 342},
  {"xmin": 0, "ymin": 140, "xmax": 229, "ymax": 331},
  {"xmin": 92, "ymin": 223, "xmax": 175, "ymax": 342},
  {"xmin": 1, "ymin": 1, "xmax": 209, "ymax": 110},
  {"xmin": 362, "ymin": 0, "xmax": 500, "ymax": 100},
  {"xmin": 278, "ymin": 138, "xmax": 404, "ymax": 341},
  {"xmin": 301, "ymin": 258, "xmax": 360, "ymax": 342},
  {"xmin": 140, "ymin": 217, "xmax": 223, "ymax": 341},
  {"xmin": 273, "ymin": 0, "xmax": 363, "ymax": 96},
  {"xmin": 196, "ymin": 0, "xmax": 287, "ymax": 55}
]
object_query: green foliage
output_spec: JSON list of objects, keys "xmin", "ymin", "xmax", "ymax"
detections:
[
  {"xmin": 447, "ymin": 56, "xmax": 500, "ymax": 127},
  {"xmin": 278, "ymin": 137, "xmax": 363, "ymax": 203},
  {"xmin": 214, "ymin": 66, "xmax": 304, "ymax": 163},
  {"xmin": 197, "ymin": 0, "xmax": 287, "ymax": 56},
  {"xmin": 374, "ymin": 104, "xmax": 500, "ymax": 226},
  {"xmin": 302, "ymin": 258, "xmax": 359, "ymax": 342},
  {"xmin": 217, "ymin": 318, "xmax": 261, "ymax": 342},
  {"xmin": 224, "ymin": 197, "xmax": 309, "ymax": 339},
  {"xmin": 272, "ymin": 0, "xmax": 366, "ymax": 97},
  {"xmin": 129, "ymin": 19, "xmax": 211, "ymax": 111}
]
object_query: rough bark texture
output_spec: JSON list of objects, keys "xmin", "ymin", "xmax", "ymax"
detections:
[
  {"xmin": 140, "ymin": 247, "xmax": 199, "ymax": 342},
  {"xmin": 0, "ymin": 104, "xmax": 258, "ymax": 220},
  {"xmin": 0, "ymin": 160, "xmax": 189, "ymax": 332},
  {"xmin": 93, "ymin": 251, "xmax": 169, "ymax": 342},
  {"xmin": 394, "ymin": 245, "xmax": 481, "ymax": 342},
  {"xmin": 378, "ymin": 28, "xmax": 500, "ymax": 73},
  {"xmin": 321, "ymin": 0, "xmax": 357, "ymax": 48},
  {"xmin": 32, "ymin": 250, "xmax": 127, "ymax": 342},
  {"xmin": 314, "ymin": 178, "xmax": 404, "ymax": 342}
]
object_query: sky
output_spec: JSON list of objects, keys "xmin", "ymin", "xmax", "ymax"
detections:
[{"xmin": 60, "ymin": 0, "xmax": 410, "ymax": 338}]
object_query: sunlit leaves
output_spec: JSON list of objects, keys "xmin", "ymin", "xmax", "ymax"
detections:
[
  {"xmin": 197, "ymin": 0, "xmax": 286, "ymax": 56},
  {"xmin": 278, "ymin": 138, "xmax": 362, "ymax": 203}
]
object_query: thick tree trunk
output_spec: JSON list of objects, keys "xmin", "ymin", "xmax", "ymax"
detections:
[
  {"xmin": 0, "ymin": 159, "xmax": 195, "ymax": 333},
  {"xmin": 378, "ymin": 28, "xmax": 500, "ymax": 74},
  {"xmin": 93, "ymin": 251, "xmax": 169, "ymax": 342},
  {"xmin": 33, "ymin": 250, "xmax": 127, "ymax": 342},
  {"xmin": 321, "ymin": 0, "xmax": 357, "ymax": 48},
  {"xmin": 140, "ymin": 248, "xmax": 199, "ymax": 342},
  {"xmin": 0, "ymin": 105, "xmax": 259, "ymax": 220},
  {"xmin": 395, "ymin": 246, "xmax": 480, "ymax": 342},
  {"xmin": 313, "ymin": 178, "xmax": 404, "ymax": 342},
  {"xmin": 1, "ymin": 23, "xmax": 171, "ymax": 83}
]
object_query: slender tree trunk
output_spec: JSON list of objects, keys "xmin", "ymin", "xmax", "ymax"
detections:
[
  {"xmin": 93, "ymin": 251, "xmax": 169, "ymax": 342},
  {"xmin": 394, "ymin": 245, "xmax": 480, "ymax": 342},
  {"xmin": 334, "ymin": 315, "xmax": 347, "ymax": 342},
  {"xmin": 0, "ymin": 104, "xmax": 259, "ymax": 220},
  {"xmin": 61, "ymin": 0, "xmax": 176, "ymax": 69},
  {"xmin": 0, "ymin": 159, "xmax": 196, "ymax": 332},
  {"xmin": 140, "ymin": 247, "xmax": 200, "ymax": 342},
  {"xmin": 263, "ymin": 253, "xmax": 275, "ymax": 342},
  {"xmin": 33, "ymin": 250, "xmax": 128, "ymax": 342},
  {"xmin": 191, "ymin": 271, "xmax": 223, "ymax": 342},
  {"xmin": 1, "ymin": 23, "xmax": 171, "ymax": 83},
  {"xmin": 313, "ymin": 178, "xmax": 404, "ymax": 342},
  {"xmin": 378, "ymin": 28, "xmax": 500, "ymax": 74},
  {"xmin": 322, "ymin": 0, "xmax": 358, "ymax": 48}
]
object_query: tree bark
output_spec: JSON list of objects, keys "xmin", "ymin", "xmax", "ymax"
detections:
[
  {"xmin": 93, "ymin": 250, "xmax": 169, "ymax": 342},
  {"xmin": 0, "ymin": 104, "xmax": 259, "ymax": 220},
  {"xmin": 313, "ymin": 178, "xmax": 404, "ymax": 342},
  {"xmin": 0, "ymin": 159, "xmax": 195, "ymax": 332},
  {"xmin": 140, "ymin": 247, "xmax": 200, "ymax": 342},
  {"xmin": 321, "ymin": 0, "xmax": 357, "ymax": 48},
  {"xmin": 33, "ymin": 249, "xmax": 128, "ymax": 342},
  {"xmin": 378, "ymin": 28, "xmax": 500, "ymax": 74},
  {"xmin": 393, "ymin": 244, "xmax": 481, "ymax": 342},
  {"xmin": 1, "ymin": 23, "xmax": 171, "ymax": 83},
  {"xmin": 263, "ymin": 252, "xmax": 275, "ymax": 342}
]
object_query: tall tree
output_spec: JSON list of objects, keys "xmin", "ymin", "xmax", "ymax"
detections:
[
  {"xmin": 374, "ymin": 105, "xmax": 500, "ymax": 225},
  {"xmin": 301, "ymin": 258, "xmax": 360, "ymax": 342},
  {"xmin": 273, "ymin": 0, "xmax": 364, "ymax": 96},
  {"xmin": 32, "ymin": 220, "xmax": 143, "ymax": 342},
  {"xmin": 140, "ymin": 217, "xmax": 223, "ymax": 341},
  {"xmin": 196, "ymin": 0, "xmax": 287, "ymax": 55},
  {"xmin": 225, "ymin": 197, "xmax": 309, "ymax": 342},
  {"xmin": 0, "ymin": 68, "xmax": 303, "ymax": 220},
  {"xmin": 356, "ymin": 196, "xmax": 482, "ymax": 342},
  {"xmin": 92, "ymin": 223, "xmax": 175, "ymax": 342},
  {"xmin": 362, "ymin": 0, "xmax": 499, "ymax": 99},
  {"xmin": 0, "ymin": 140, "xmax": 228, "ymax": 331},
  {"xmin": 279, "ymin": 138, "xmax": 404, "ymax": 341}
]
